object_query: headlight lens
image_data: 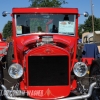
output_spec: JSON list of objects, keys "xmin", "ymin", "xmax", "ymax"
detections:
[
  {"xmin": 8, "ymin": 63, "xmax": 23, "ymax": 79},
  {"xmin": 73, "ymin": 62, "xmax": 88, "ymax": 77}
]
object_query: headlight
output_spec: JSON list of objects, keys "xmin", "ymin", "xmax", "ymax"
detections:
[
  {"xmin": 8, "ymin": 63, "xmax": 23, "ymax": 79},
  {"xmin": 73, "ymin": 62, "xmax": 88, "ymax": 77}
]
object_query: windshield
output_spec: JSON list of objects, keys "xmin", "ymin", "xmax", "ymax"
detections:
[{"xmin": 15, "ymin": 14, "xmax": 76, "ymax": 36}]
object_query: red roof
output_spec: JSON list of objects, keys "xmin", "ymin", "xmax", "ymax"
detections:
[{"xmin": 12, "ymin": 7, "xmax": 78, "ymax": 14}]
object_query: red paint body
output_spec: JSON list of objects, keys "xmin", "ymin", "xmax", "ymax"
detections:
[
  {"xmin": 0, "ymin": 33, "xmax": 8, "ymax": 58},
  {"xmin": 11, "ymin": 8, "xmax": 79, "ymax": 99}
]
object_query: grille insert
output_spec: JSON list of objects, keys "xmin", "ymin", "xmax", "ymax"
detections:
[{"xmin": 28, "ymin": 56, "xmax": 69, "ymax": 86}]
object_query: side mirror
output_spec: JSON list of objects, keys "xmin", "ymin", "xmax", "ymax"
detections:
[
  {"xmin": 83, "ymin": 12, "xmax": 89, "ymax": 17},
  {"xmin": 2, "ymin": 11, "xmax": 10, "ymax": 17}
]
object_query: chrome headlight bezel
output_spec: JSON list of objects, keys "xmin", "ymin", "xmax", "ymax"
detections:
[
  {"xmin": 8, "ymin": 63, "xmax": 23, "ymax": 79},
  {"xmin": 73, "ymin": 62, "xmax": 88, "ymax": 77}
]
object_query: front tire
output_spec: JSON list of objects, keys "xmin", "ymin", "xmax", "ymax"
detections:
[
  {"xmin": 0, "ymin": 62, "xmax": 4, "ymax": 100},
  {"xmin": 90, "ymin": 59, "xmax": 100, "ymax": 100}
]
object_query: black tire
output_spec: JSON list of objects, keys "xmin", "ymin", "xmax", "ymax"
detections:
[
  {"xmin": 6, "ymin": 42, "xmax": 14, "ymax": 69},
  {"xmin": 89, "ymin": 59, "xmax": 100, "ymax": 100},
  {"xmin": 0, "ymin": 62, "xmax": 4, "ymax": 100}
]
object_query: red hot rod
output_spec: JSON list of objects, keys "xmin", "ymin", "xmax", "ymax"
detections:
[{"xmin": 1, "ymin": 7, "xmax": 100, "ymax": 100}]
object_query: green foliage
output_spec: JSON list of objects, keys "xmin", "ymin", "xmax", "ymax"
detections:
[
  {"xmin": 84, "ymin": 16, "xmax": 100, "ymax": 32},
  {"xmin": 78, "ymin": 24, "xmax": 84, "ymax": 38},
  {"xmin": 78, "ymin": 16, "xmax": 100, "ymax": 38},
  {"xmin": 29, "ymin": 0, "xmax": 67, "ymax": 7},
  {"xmin": 2, "ymin": 21, "xmax": 12, "ymax": 39}
]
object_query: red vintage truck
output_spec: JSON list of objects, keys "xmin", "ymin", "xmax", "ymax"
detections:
[{"xmin": 1, "ymin": 7, "xmax": 100, "ymax": 100}]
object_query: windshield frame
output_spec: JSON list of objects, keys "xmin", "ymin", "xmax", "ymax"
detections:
[{"xmin": 14, "ymin": 14, "xmax": 76, "ymax": 37}]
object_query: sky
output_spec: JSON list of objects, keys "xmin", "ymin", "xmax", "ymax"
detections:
[{"xmin": 0, "ymin": 0, "xmax": 99, "ymax": 32}]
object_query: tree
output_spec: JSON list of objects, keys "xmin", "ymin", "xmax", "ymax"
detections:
[
  {"xmin": 78, "ymin": 24, "xmax": 84, "ymax": 38},
  {"xmin": 78, "ymin": 16, "xmax": 100, "ymax": 38},
  {"xmin": 29, "ymin": 0, "xmax": 67, "ymax": 7},
  {"xmin": 83, "ymin": 16, "xmax": 100, "ymax": 32},
  {"xmin": 2, "ymin": 21, "xmax": 12, "ymax": 39}
]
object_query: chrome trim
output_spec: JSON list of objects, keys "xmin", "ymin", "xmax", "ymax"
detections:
[
  {"xmin": 59, "ymin": 82, "xmax": 96, "ymax": 100},
  {"xmin": 1, "ymin": 82, "xmax": 96, "ymax": 100}
]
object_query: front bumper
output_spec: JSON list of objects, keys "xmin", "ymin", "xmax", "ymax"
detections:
[{"xmin": 1, "ymin": 82, "xmax": 96, "ymax": 100}]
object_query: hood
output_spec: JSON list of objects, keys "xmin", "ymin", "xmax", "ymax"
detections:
[{"xmin": 15, "ymin": 34, "xmax": 77, "ymax": 53}]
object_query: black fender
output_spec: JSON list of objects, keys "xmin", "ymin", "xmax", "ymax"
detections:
[{"xmin": 90, "ymin": 58, "xmax": 100, "ymax": 74}]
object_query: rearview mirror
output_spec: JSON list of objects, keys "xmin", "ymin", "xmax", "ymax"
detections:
[
  {"xmin": 2, "ymin": 11, "xmax": 10, "ymax": 17},
  {"xmin": 83, "ymin": 12, "xmax": 89, "ymax": 17}
]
